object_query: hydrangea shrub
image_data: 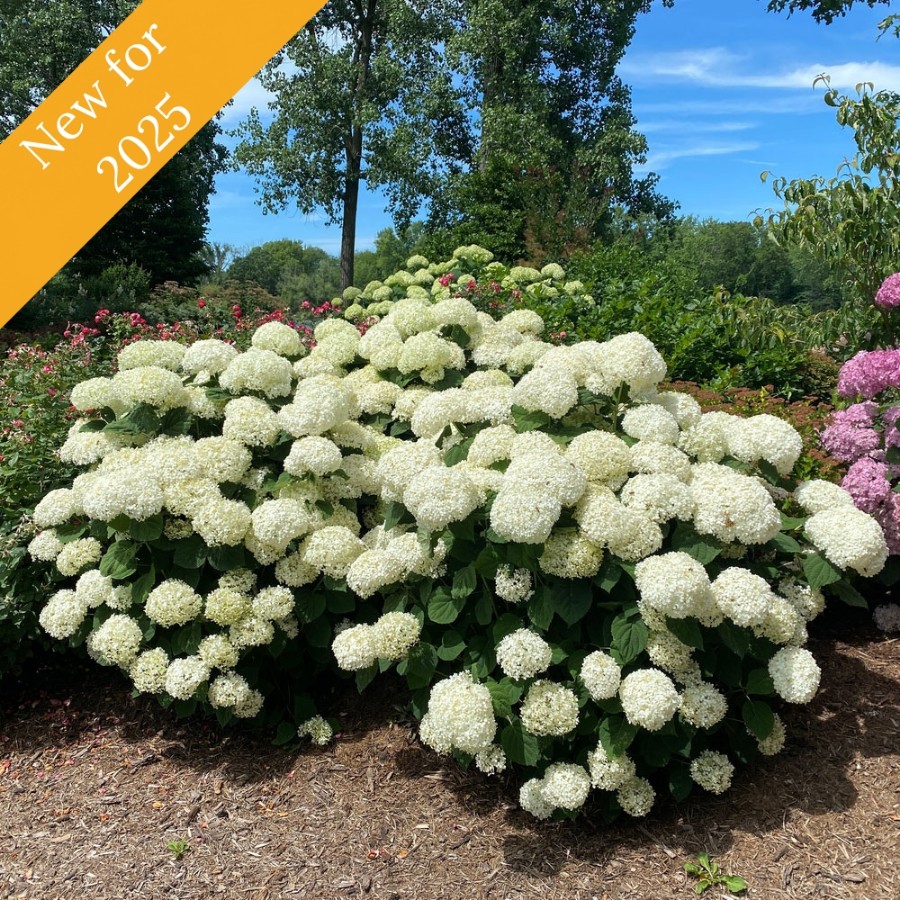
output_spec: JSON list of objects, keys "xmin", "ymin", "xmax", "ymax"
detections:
[{"xmin": 28, "ymin": 248, "xmax": 889, "ymax": 820}]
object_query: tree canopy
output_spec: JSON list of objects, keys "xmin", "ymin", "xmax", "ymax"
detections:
[
  {"xmin": 233, "ymin": 0, "xmax": 676, "ymax": 278},
  {"xmin": 424, "ymin": 0, "xmax": 678, "ymax": 260},
  {"xmin": 227, "ymin": 240, "xmax": 341, "ymax": 304},
  {"xmin": 232, "ymin": 0, "xmax": 467, "ymax": 290},
  {"xmin": 764, "ymin": 0, "xmax": 892, "ymax": 23}
]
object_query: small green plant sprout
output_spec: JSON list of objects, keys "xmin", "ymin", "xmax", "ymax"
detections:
[
  {"xmin": 166, "ymin": 837, "xmax": 191, "ymax": 860},
  {"xmin": 684, "ymin": 852, "xmax": 748, "ymax": 895}
]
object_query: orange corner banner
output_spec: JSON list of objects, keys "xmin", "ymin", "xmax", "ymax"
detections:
[{"xmin": 0, "ymin": 0, "xmax": 328, "ymax": 328}]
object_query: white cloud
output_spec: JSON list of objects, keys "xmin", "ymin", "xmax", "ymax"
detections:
[
  {"xmin": 766, "ymin": 61, "xmax": 900, "ymax": 92},
  {"xmin": 641, "ymin": 119, "xmax": 756, "ymax": 134},
  {"xmin": 637, "ymin": 141, "xmax": 760, "ymax": 172},
  {"xmin": 636, "ymin": 96, "xmax": 820, "ymax": 116},
  {"xmin": 623, "ymin": 48, "xmax": 900, "ymax": 92}
]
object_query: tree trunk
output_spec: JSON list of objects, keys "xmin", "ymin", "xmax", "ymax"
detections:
[
  {"xmin": 339, "ymin": 0, "xmax": 376, "ymax": 291},
  {"xmin": 340, "ymin": 126, "xmax": 363, "ymax": 291}
]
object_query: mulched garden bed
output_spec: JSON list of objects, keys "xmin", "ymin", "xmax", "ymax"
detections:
[{"xmin": 1, "ymin": 611, "xmax": 897, "ymax": 900}]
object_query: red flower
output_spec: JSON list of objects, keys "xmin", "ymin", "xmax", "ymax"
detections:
[{"xmin": 198, "ymin": 299, "xmax": 206, "ymax": 309}]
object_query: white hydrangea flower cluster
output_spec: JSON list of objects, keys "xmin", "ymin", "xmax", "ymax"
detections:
[
  {"xmin": 494, "ymin": 565, "xmax": 534, "ymax": 603},
  {"xmin": 579, "ymin": 651, "xmax": 621, "ymax": 700},
  {"xmin": 690, "ymin": 750, "xmax": 734, "ymax": 794},
  {"xmin": 619, "ymin": 669, "xmax": 681, "ymax": 732},
  {"xmin": 331, "ymin": 612, "xmax": 422, "ymax": 670},
  {"xmin": 519, "ymin": 680, "xmax": 579, "ymax": 736},
  {"xmin": 804, "ymin": 507, "xmax": 888, "ymax": 576},
  {"xmin": 420, "ymin": 673, "xmax": 496, "ymax": 756},
  {"xmin": 297, "ymin": 715, "xmax": 333, "ymax": 745},
  {"xmin": 768, "ymin": 647, "xmax": 821, "ymax": 703},
  {"xmin": 519, "ymin": 763, "xmax": 592, "ymax": 817},
  {"xmin": 495, "ymin": 629, "xmax": 552, "ymax": 680}
]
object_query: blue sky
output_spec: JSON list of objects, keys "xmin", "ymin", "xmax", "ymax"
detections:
[{"xmin": 207, "ymin": 0, "xmax": 900, "ymax": 254}]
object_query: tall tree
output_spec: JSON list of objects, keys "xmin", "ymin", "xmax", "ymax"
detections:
[
  {"xmin": 0, "ymin": 0, "xmax": 226, "ymax": 286},
  {"xmin": 232, "ymin": 0, "xmax": 469, "ymax": 290},
  {"xmin": 430, "ymin": 0, "xmax": 677, "ymax": 261},
  {"xmin": 763, "ymin": 0, "xmax": 891, "ymax": 23}
]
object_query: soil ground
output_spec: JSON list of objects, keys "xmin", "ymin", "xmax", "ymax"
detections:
[{"xmin": 1, "ymin": 612, "xmax": 898, "ymax": 900}]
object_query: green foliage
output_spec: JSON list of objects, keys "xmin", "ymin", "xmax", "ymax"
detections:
[
  {"xmin": 762, "ymin": 79, "xmax": 900, "ymax": 320},
  {"xmin": 232, "ymin": 0, "xmax": 465, "ymax": 288},
  {"xmin": 198, "ymin": 243, "xmax": 237, "ymax": 287},
  {"xmin": 354, "ymin": 225, "xmax": 428, "ymax": 289},
  {"xmin": 0, "ymin": 337, "xmax": 106, "ymax": 676},
  {"xmin": 684, "ymin": 852, "xmax": 748, "ymax": 895},
  {"xmin": 227, "ymin": 240, "xmax": 341, "ymax": 304},
  {"xmin": 82, "ymin": 264, "xmax": 153, "ymax": 314},
  {"xmin": 764, "ymin": 0, "xmax": 891, "ymax": 23},
  {"xmin": 0, "ymin": 531, "xmax": 62, "ymax": 679},
  {"xmin": 428, "ymin": 0, "xmax": 677, "ymax": 260},
  {"xmin": 166, "ymin": 838, "xmax": 191, "ymax": 860}
]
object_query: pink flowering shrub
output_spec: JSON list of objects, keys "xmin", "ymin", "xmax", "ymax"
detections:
[
  {"xmin": 835, "ymin": 349, "xmax": 900, "ymax": 399},
  {"xmin": 822, "ymin": 348, "xmax": 900, "ymax": 556},
  {"xmin": 874, "ymin": 273, "xmax": 900, "ymax": 310}
]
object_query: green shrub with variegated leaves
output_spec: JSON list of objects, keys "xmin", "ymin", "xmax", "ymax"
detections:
[{"xmin": 24, "ymin": 247, "xmax": 888, "ymax": 820}]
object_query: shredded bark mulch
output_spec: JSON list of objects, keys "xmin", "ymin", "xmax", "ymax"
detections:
[{"xmin": 1, "ymin": 616, "xmax": 898, "ymax": 900}]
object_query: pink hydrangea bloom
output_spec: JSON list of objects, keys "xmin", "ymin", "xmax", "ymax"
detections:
[
  {"xmin": 875, "ymin": 273, "xmax": 900, "ymax": 309},
  {"xmin": 875, "ymin": 494, "xmax": 900, "ymax": 555},
  {"xmin": 884, "ymin": 406, "xmax": 900, "ymax": 450},
  {"xmin": 820, "ymin": 402, "xmax": 882, "ymax": 463},
  {"xmin": 841, "ymin": 457, "xmax": 892, "ymax": 513},
  {"xmin": 837, "ymin": 349, "xmax": 900, "ymax": 399}
]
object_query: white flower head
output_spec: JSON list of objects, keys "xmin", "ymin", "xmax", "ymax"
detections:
[
  {"xmin": 86, "ymin": 614, "xmax": 142, "ymax": 668},
  {"xmin": 690, "ymin": 750, "xmax": 734, "ymax": 794},
  {"xmin": 403, "ymin": 465, "xmax": 483, "ymax": 532},
  {"xmin": 619, "ymin": 669, "xmax": 680, "ymax": 731},
  {"xmin": 588, "ymin": 743, "xmax": 636, "ymax": 791},
  {"xmin": 539, "ymin": 763, "xmax": 591, "ymax": 811},
  {"xmin": 421, "ymin": 672, "xmax": 496, "ymax": 755},
  {"xmin": 165, "ymin": 656, "xmax": 210, "ymax": 700},
  {"xmin": 520, "ymin": 680, "xmax": 579, "ymax": 736},
  {"xmin": 496, "ymin": 629, "xmax": 552, "ymax": 681},
  {"xmin": 580, "ymin": 651, "xmax": 621, "ymax": 701},
  {"xmin": 804, "ymin": 507, "xmax": 888, "ymax": 576},
  {"xmin": 768, "ymin": 646, "xmax": 821, "ymax": 703},
  {"xmin": 145, "ymin": 580, "xmax": 203, "ymax": 628},
  {"xmin": 371, "ymin": 611, "xmax": 421, "ymax": 660},
  {"xmin": 494, "ymin": 565, "xmax": 534, "ymax": 603},
  {"xmin": 39, "ymin": 590, "xmax": 89, "ymax": 639}
]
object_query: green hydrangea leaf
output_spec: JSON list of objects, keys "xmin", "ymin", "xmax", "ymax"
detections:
[
  {"xmin": 427, "ymin": 588, "xmax": 466, "ymax": 624},
  {"xmin": 803, "ymin": 552, "xmax": 842, "ymax": 590},
  {"xmin": 742, "ymin": 699, "xmax": 775, "ymax": 741},
  {"xmin": 99, "ymin": 540, "xmax": 139, "ymax": 580},
  {"xmin": 551, "ymin": 580, "xmax": 593, "ymax": 626},
  {"xmin": 598, "ymin": 715, "xmax": 639, "ymax": 757},
  {"xmin": 610, "ymin": 612, "xmax": 648, "ymax": 665},
  {"xmin": 744, "ymin": 668, "xmax": 775, "ymax": 696},
  {"xmin": 500, "ymin": 721, "xmax": 540, "ymax": 766},
  {"xmin": 665, "ymin": 616, "xmax": 704, "ymax": 650},
  {"xmin": 527, "ymin": 587, "xmax": 555, "ymax": 630}
]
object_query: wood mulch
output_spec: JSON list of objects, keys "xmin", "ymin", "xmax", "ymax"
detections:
[{"xmin": 1, "ymin": 612, "xmax": 898, "ymax": 900}]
